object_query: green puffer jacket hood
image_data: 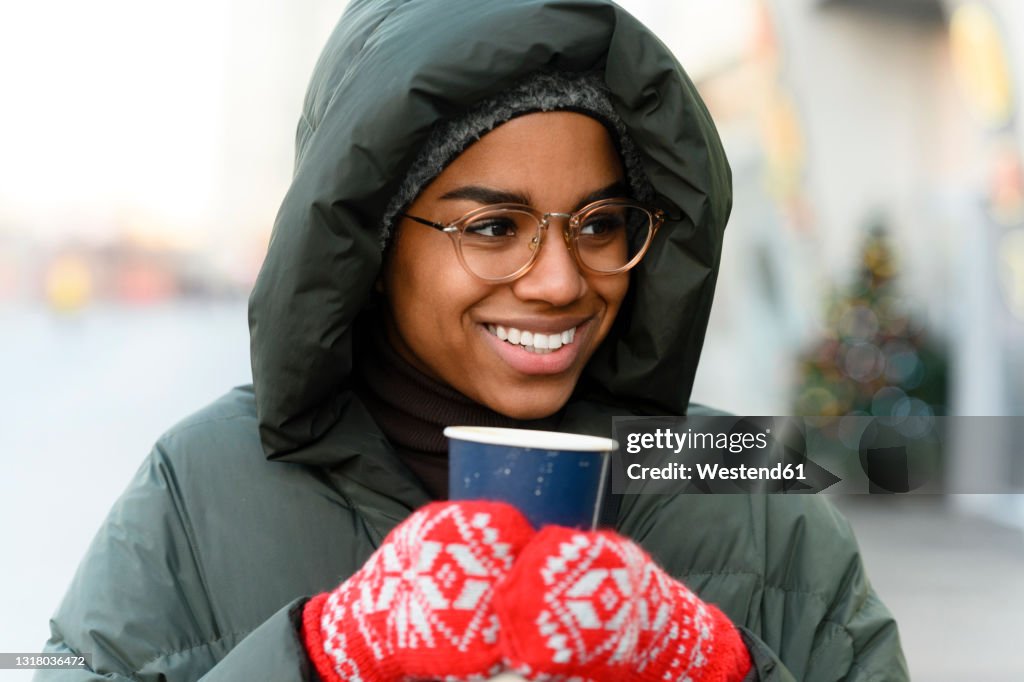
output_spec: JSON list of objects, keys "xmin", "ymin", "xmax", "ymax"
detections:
[{"xmin": 248, "ymin": 0, "xmax": 731, "ymax": 462}]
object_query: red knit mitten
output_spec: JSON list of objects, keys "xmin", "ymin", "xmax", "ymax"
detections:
[
  {"xmin": 493, "ymin": 527, "xmax": 753, "ymax": 682},
  {"xmin": 302, "ymin": 501, "xmax": 536, "ymax": 682}
]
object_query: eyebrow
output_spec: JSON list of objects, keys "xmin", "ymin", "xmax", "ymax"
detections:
[
  {"xmin": 439, "ymin": 186, "xmax": 530, "ymax": 205},
  {"xmin": 575, "ymin": 181, "xmax": 631, "ymax": 209},
  {"xmin": 439, "ymin": 180, "xmax": 631, "ymax": 211}
]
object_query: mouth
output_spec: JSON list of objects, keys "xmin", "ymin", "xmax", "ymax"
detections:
[
  {"xmin": 484, "ymin": 324, "xmax": 577, "ymax": 355},
  {"xmin": 478, "ymin": 318, "xmax": 592, "ymax": 376}
]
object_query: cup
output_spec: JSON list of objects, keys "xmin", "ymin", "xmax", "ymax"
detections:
[{"xmin": 444, "ymin": 426, "xmax": 617, "ymax": 529}]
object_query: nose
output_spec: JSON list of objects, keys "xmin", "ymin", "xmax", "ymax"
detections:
[{"xmin": 510, "ymin": 217, "xmax": 587, "ymax": 306}]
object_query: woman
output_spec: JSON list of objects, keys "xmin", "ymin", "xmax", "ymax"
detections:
[{"xmin": 38, "ymin": 1, "xmax": 907, "ymax": 680}]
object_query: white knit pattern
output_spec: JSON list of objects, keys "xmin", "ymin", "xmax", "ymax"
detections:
[
  {"xmin": 320, "ymin": 505, "xmax": 518, "ymax": 678},
  {"xmin": 531, "ymin": 533, "xmax": 714, "ymax": 680}
]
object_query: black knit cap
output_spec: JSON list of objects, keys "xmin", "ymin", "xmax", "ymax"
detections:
[{"xmin": 379, "ymin": 70, "xmax": 654, "ymax": 249}]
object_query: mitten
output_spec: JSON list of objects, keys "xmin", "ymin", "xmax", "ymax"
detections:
[
  {"xmin": 493, "ymin": 526, "xmax": 752, "ymax": 682},
  {"xmin": 302, "ymin": 501, "xmax": 536, "ymax": 682}
]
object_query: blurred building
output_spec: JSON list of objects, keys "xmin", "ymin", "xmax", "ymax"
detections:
[{"xmin": 670, "ymin": 0, "xmax": 1024, "ymax": 524}]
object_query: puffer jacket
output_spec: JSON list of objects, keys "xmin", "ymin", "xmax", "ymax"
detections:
[{"xmin": 38, "ymin": 1, "xmax": 908, "ymax": 680}]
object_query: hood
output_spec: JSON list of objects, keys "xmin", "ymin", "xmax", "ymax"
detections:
[{"xmin": 248, "ymin": 0, "xmax": 732, "ymax": 461}]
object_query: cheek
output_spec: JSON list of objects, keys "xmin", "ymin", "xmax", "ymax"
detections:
[
  {"xmin": 596, "ymin": 275, "xmax": 630, "ymax": 324},
  {"xmin": 383, "ymin": 238, "xmax": 485, "ymax": 351},
  {"xmin": 386, "ymin": 253, "xmax": 448, "ymax": 334}
]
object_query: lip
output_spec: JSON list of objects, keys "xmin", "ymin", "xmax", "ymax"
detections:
[
  {"xmin": 481, "ymin": 315, "xmax": 591, "ymax": 335},
  {"xmin": 479, "ymin": 318, "xmax": 594, "ymax": 375}
]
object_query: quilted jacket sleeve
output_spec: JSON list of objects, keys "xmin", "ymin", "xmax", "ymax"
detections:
[
  {"xmin": 34, "ymin": 446, "xmax": 317, "ymax": 682},
  {"xmin": 754, "ymin": 496, "xmax": 908, "ymax": 682},
  {"xmin": 625, "ymin": 494, "xmax": 908, "ymax": 682},
  {"xmin": 734, "ymin": 544, "xmax": 908, "ymax": 682}
]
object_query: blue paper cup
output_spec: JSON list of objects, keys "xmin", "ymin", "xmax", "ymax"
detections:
[{"xmin": 444, "ymin": 426, "xmax": 617, "ymax": 530}]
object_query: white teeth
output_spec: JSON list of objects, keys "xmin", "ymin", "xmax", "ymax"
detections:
[{"xmin": 485, "ymin": 324, "xmax": 579, "ymax": 352}]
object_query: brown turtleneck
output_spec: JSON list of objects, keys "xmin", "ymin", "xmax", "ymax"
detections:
[{"xmin": 354, "ymin": 321, "xmax": 562, "ymax": 499}]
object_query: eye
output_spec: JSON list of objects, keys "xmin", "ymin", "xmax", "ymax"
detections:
[
  {"xmin": 579, "ymin": 211, "xmax": 627, "ymax": 237},
  {"xmin": 464, "ymin": 217, "xmax": 518, "ymax": 238}
]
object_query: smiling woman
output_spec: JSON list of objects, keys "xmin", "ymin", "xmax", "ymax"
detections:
[{"xmin": 35, "ymin": 1, "xmax": 907, "ymax": 681}]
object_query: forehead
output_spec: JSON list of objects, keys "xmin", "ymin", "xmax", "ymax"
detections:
[{"xmin": 422, "ymin": 111, "xmax": 626, "ymax": 207}]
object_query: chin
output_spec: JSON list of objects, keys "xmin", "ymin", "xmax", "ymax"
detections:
[{"xmin": 482, "ymin": 386, "xmax": 573, "ymax": 421}]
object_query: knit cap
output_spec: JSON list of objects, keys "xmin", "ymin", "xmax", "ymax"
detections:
[{"xmin": 380, "ymin": 70, "xmax": 654, "ymax": 249}]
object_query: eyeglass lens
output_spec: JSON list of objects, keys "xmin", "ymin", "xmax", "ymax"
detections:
[{"xmin": 459, "ymin": 205, "xmax": 651, "ymax": 280}]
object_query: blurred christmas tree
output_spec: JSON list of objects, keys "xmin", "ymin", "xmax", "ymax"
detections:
[{"xmin": 793, "ymin": 221, "xmax": 948, "ymax": 418}]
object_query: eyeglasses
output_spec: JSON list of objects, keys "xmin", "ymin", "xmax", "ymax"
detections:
[{"xmin": 400, "ymin": 198, "xmax": 664, "ymax": 283}]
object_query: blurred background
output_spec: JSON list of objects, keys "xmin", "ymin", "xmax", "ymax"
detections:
[{"xmin": 1, "ymin": 0, "xmax": 1022, "ymax": 679}]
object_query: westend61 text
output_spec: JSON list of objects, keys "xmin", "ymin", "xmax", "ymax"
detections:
[{"xmin": 626, "ymin": 462, "xmax": 807, "ymax": 481}]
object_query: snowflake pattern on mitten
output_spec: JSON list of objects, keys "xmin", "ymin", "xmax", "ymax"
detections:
[
  {"xmin": 493, "ymin": 527, "xmax": 752, "ymax": 682},
  {"xmin": 303, "ymin": 501, "xmax": 536, "ymax": 682}
]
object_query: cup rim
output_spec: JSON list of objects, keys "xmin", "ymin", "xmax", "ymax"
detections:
[{"xmin": 443, "ymin": 426, "xmax": 618, "ymax": 452}]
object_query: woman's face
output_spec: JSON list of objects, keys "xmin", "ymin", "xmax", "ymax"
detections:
[{"xmin": 381, "ymin": 111, "xmax": 630, "ymax": 419}]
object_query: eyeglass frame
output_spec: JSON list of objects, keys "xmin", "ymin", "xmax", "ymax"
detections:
[{"xmin": 399, "ymin": 197, "xmax": 665, "ymax": 284}]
